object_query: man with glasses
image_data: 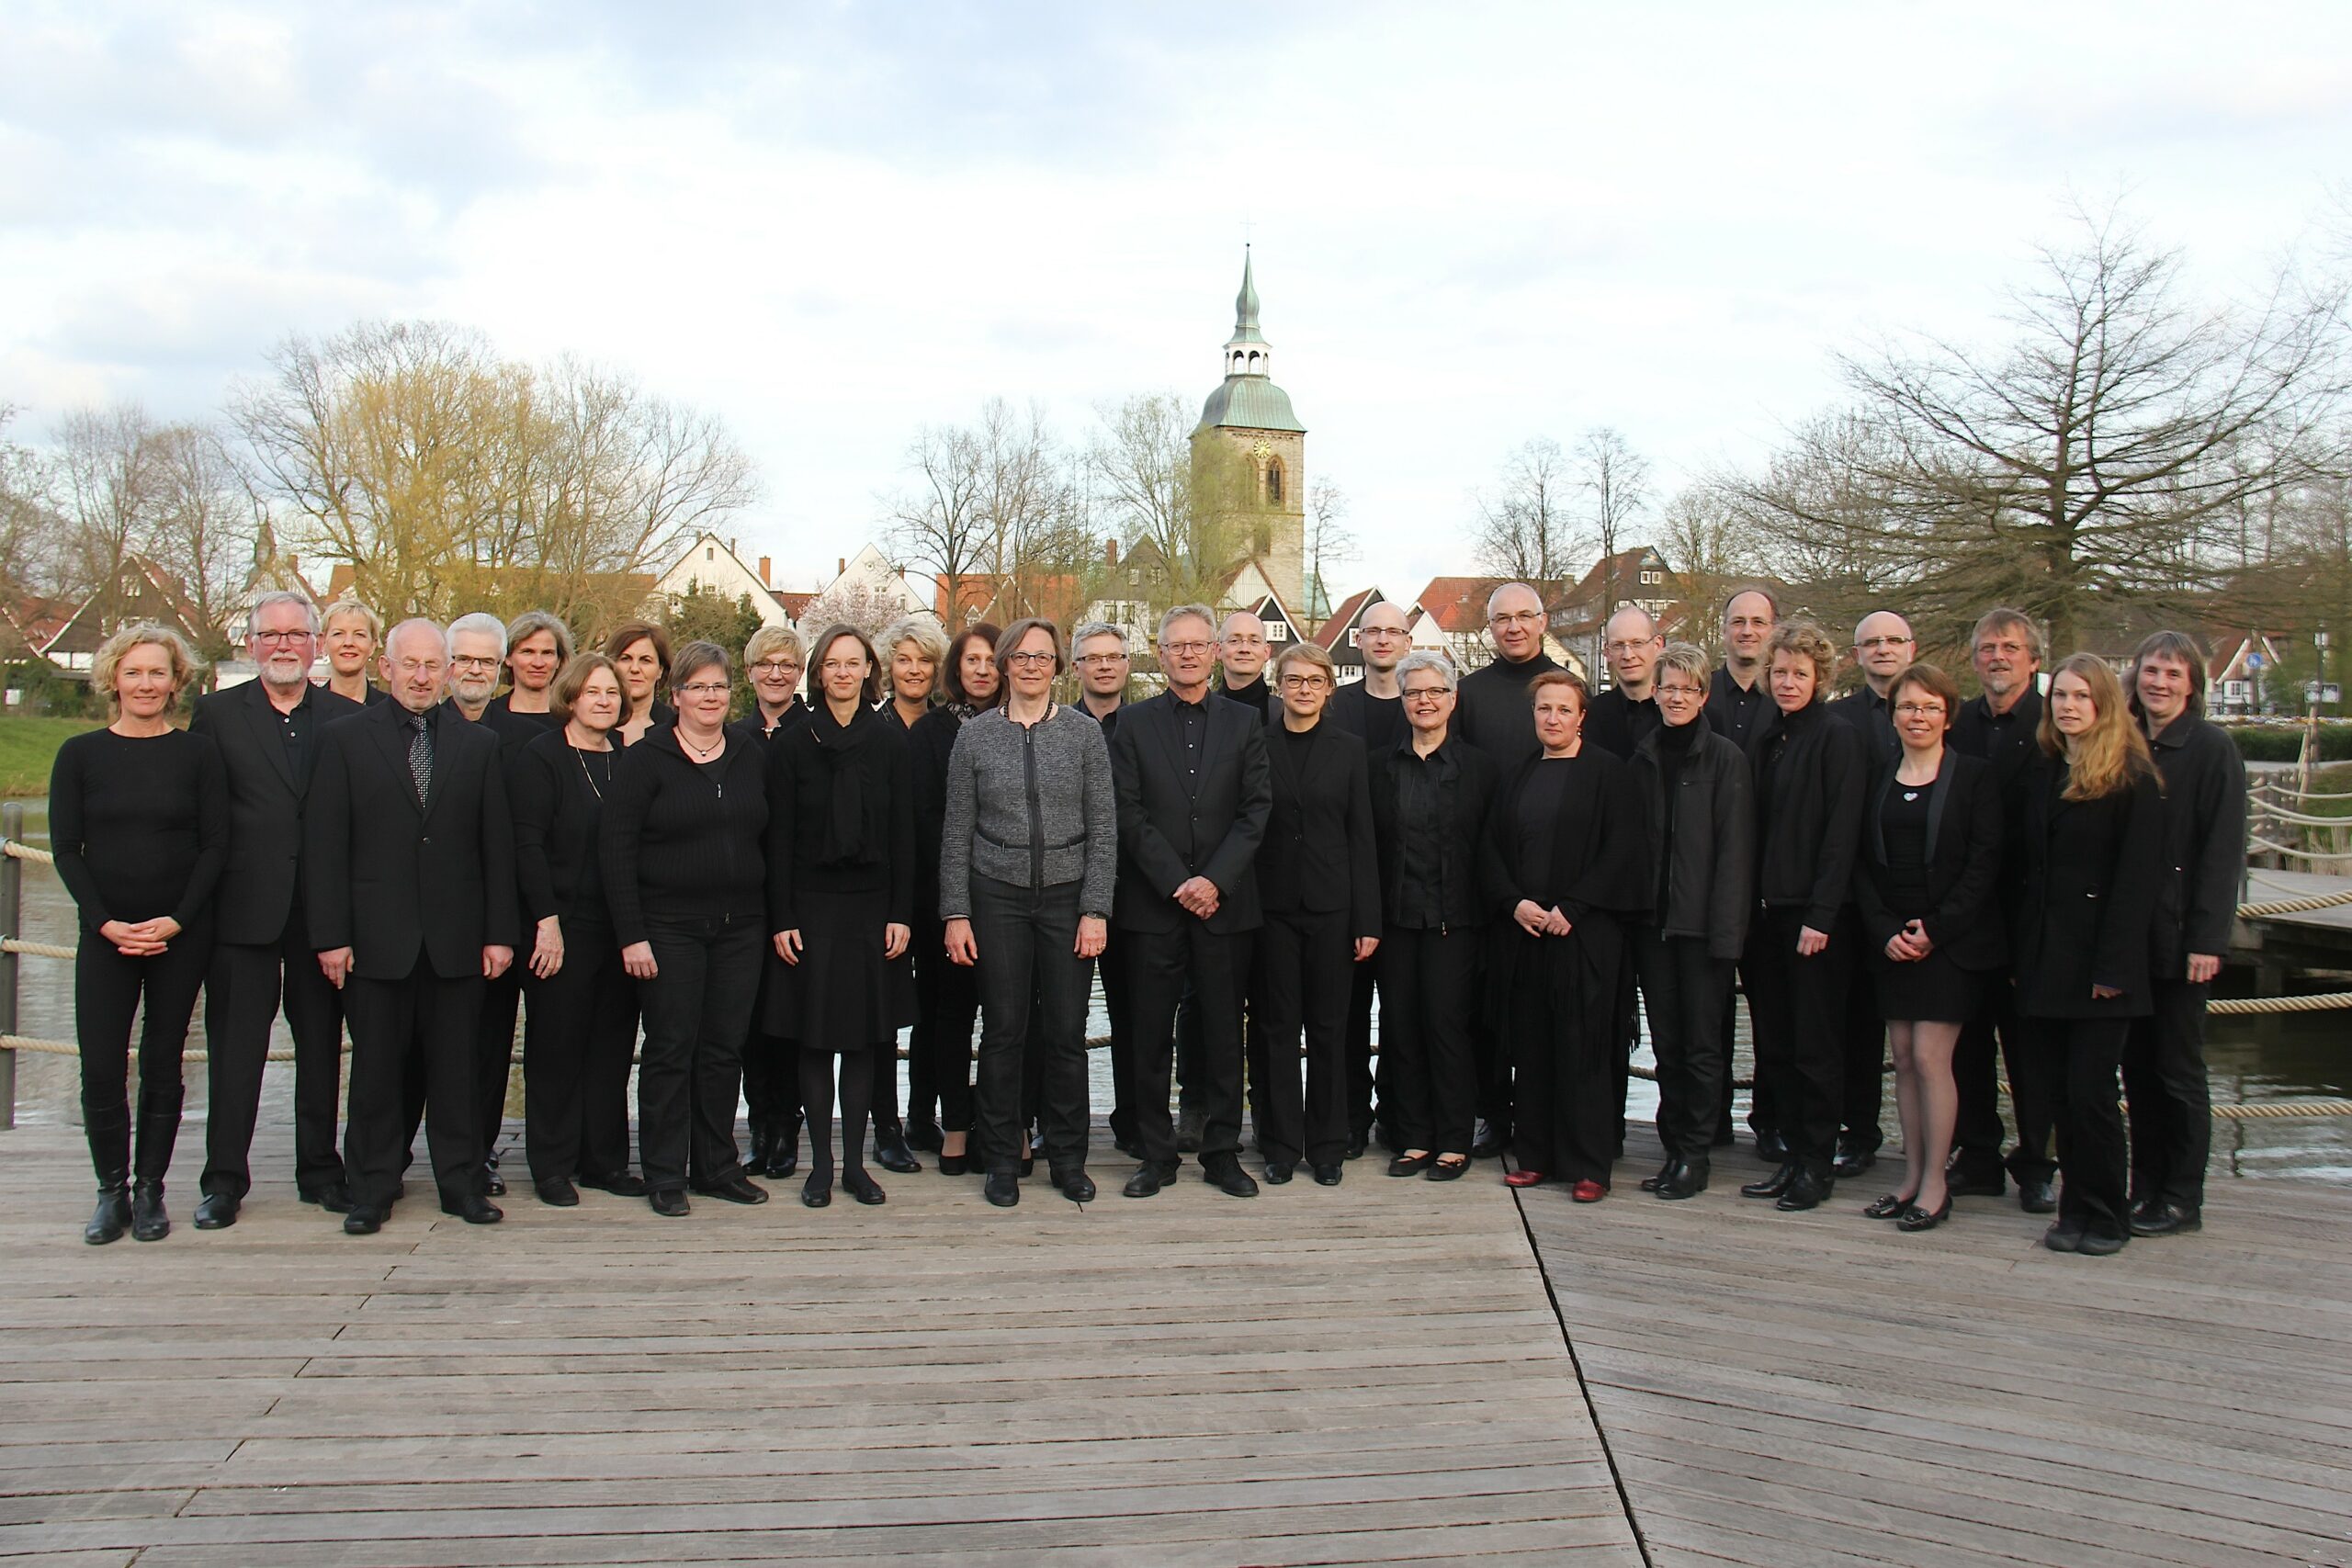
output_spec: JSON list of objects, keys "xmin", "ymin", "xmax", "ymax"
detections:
[
  {"xmin": 308, "ymin": 618, "xmax": 516, "ymax": 1234},
  {"xmin": 1069, "ymin": 623, "xmax": 1140, "ymax": 1152},
  {"xmin": 1325, "ymin": 600, "xmax": 1413, "ymax": 1154},
  {"xmin": 732, "ymin": 626, "xmax": 807, "ymax": 1178},
  {"xmin": 1948, "ymin": 606, "xmax": 2057, "ymax": 1213},
  {"xmin": 444, "ymin": 613, "xmax": 509, "ymax": 725},
  {"xmin": 1108, "ymin": 604, "xmax": 1272, "ymax": 1198},
  {"xmin": 1830, "ymin": 611, "xmax": 1914, "ymax": 768},
  {"xmin": 1586, "ymin": 605, "xmax": 1668, "ymax": 761},
  {"xmin": 1452, "ymin": 581, "xmax": 1564, "ymax": 1156},
  {"xmin": 186, "ymin": 592, "xmax": 366, "ymax": 1227},
  {"xmin": 1071, "ymin": 623, "xmax": 1132, "ymax": 731},
  {"xmin": 1216, "ymin": 610, "xmax": 1273, "ymax": 715},
  {"xmin": 1706, "ymin": 588, "xmax": 1778, "ymax": 750}
]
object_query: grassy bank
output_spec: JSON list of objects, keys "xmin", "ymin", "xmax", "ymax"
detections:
[{"xmin": 0, "ymin": 716, "xmax": 105, "ymax": 800}]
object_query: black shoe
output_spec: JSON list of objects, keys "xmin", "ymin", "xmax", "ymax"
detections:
[
  {"xmin": 1203, "ymin": 1159, "xmax": 1259, "ymax": 1198},
  {"xmin": 842, "ymin": 1168, "xmax": 887, "ymax": 1206},
  {"xmin": 937, "ymin": 1150, "xmax": 974, "ymax": 1176},
  {"xmin": 1311, "ymin": 1163, "xmax": 1342, "ymax": 1187},
  {"xmin": 481, "ymin": 1163, "xmax": 506, "ymax": 1198},
  {"xmin": 650, "ymin": 1188, "xmax": 691, "ymax": 1218},
  {"xmin": 1056, "ymin": 1169, "xmax": 1096, "ymax": 1203},
  {"xmin": 1174, "ymin": 1106, "xmax": 1206, "ymax": 1153},
  {"xmin": 1471, "ymin": 1120, "xmax": 1506, "ymax": 1159},
  {"xmin": 746, "ymin": 1123, "xmax": 782, "ymax": 1177},
  {"xmin": 984, "ymin": 1172, "xmax": 1020, "ymax": 1207},
  {"xmin": 85, "ymin": 1183, "xmax": 130, "ymax": 1246},
  {"xmin": 1656, "ymin": 1160, "xmax": 1709, "ymax": 1201},
  {"xmin": 872, "ymin": 1127, "xmax": 922, "ymax": 1175},
  {"xmin": 578, "ymin": 1170, "xmax": 648, "ymax": 1197},
  {"xmin": 1387, "ymin": 1152, "xmax": 1434, "ymax": 1177},
  {"xmin": 1896, "ymin": 1196, "xmax": 1952, "ymax": 1233},
  {"xmin": 1344, "ymin": 1131, "xmax": 1369, "ymax": 1160},
  {"xmin": 1426, "ymin": 1155, "xmax": 1471, "ymax": 1181},
  {"xmin": 800, "ymin": 1173, "xmax": 832, "ymax": 1208},
  {"xmin": 1262, "ymin": 1160, "xmax": 1295, "ymax": 1185},
  {"xmin": 1757, "ymin": 1131, "xmax": 1789, "ymax": 1162},
  {"xmin": 1740, "ymin": 1162, "xmax": 1798, "ymax": 1200},
  {"xmin": 2041, "ymin": 1218, "xmax": 2086, "ymax": 1253},
  {"xmin": 534, "ymin": 1178, "xmax": 580, "ymax": 1207},
  {"xmin": 907, "ymin": 1118, "xmax": 945, "ymax": 1154},
  {"xmin": 2018, "ymin": 1178, "xmax": 2057, "ymax": 1214},
  {"xmin": 1832, "ymin": 1146, "xmax": 1876, "ymax": 1179},
  {"xmin": 698, "ymin": 1178, "xmax": 769, "ymax": 1205},
  {"xmin": 2130, "ymin": 1200, "xmax": 2201, "ymax": 1237},
  {"xmin": 443, "ymin": 1194, "xmax": 503, "ymax": 1224},
  {"xmin": 193, "ymin": 1192, "xmax": 239, "ymax": 1230},
  {"xmin": 343, "ymin": 1203, "xmax": 387, "ymax": 1235},
  {"xmin": 299, "ymin": 1181, "xmax": 356, "ymax": 1213},
  {"xmin": 1123, "ymin": 1162, "xmax": 1174, "ymax": 1198},
  {"xmin": 2075, "ymin": 1229, "xmax": 2127, "ymax": 1257},
  {"xmin": 771, "ymin": 1123, "xmax": 801, "ymax": 1179},
  {"xmin": 1639, "ymin": 1161, "xmax": 1676, "ymax": 1192},
  {"xmin": 1774, "ymin": 1171, "xmax": 1829, "ymax": 1212},
  {"xmin": 1863, "ymin": 1191, "xmax": 1912, "ymax": 1219},
  {"xmin": 130, "ymin": 1179, "xmax": 170, "ymax": 1242}
]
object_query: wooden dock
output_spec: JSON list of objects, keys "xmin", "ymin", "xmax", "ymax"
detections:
[{"xmin": 2, "ymin": 1116, "xmax": 2347, "ymax": 1566}]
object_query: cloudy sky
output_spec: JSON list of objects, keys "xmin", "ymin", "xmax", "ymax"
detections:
[{"xmin": 5, "ymin": 3, "xmax": 2350, "ymax": 599}]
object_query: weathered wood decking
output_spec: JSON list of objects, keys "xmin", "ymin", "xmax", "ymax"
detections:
[
  {"xmin": 1524, "ymin": 1126, "xmax": 2352, "ymax": 1568},
  {"xmin": 3, "ymin": 1114, "xmax": 2349, "ymax": 1567},
  {"xmin": 0, "ymin": 1119, "xmax": 1637, "ymax": 1566}
]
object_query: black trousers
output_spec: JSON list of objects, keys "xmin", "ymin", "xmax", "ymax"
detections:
[
  {"xmin": 1951, "ymin": 981, "xmax": 2057, "ymax": 1186},
  {"xmin": 1247, "ymin": 908, "xmax": 1355, "ymax": 1166},
  {"xmin": 2124, "ymin": 979, "xmax": 2212, "ymax": 1212},
  {"xmin": 2018, "ymin": 1014, "xmax": 2132, "ymax": 1241},
  {"xmin": 1344, "ymin": 953, "xmax": 1380, "ymax": 1138},
  {"xmin": 201, "ymin": 920, "xmax": 345, "ymax": 1199},
  {"xmin": 1634, "ymin": 929, "xmax": 1734, "ymax": 1163},
  {"xmin": 636, "ymin": 914, "xmax": 763, "ymax": 1194},
  {"xmin": 1374, "ymin": 924, "xmax": 1478, "ymax": 1156},
  {"xmin": 970, "ymin": 876, "xmax": 1091, "ymax": 1176},
  {"xmin": 1475, "ymin": 934, "xmax": 1510, "ymax": 1135},
  {"xmin": 741, "ymin": 1029, "xmax": 799, "ymax": 1139},
  {"xmin": 1124, "ymin": 920, "xmax": 1248, "ymax": 1167},
  {"xmin": 1742, "ymin": 906, "xmax": 1851, "ymax": 1181},
  {"xmin": 473, "ymin": 960, "xmax": 525, "ymax": 1166},
  {"xmin": 1837, "ymin": 909, "xmax": 1886, "ymax": 1151},
  {"xmin": 76, "ymin": 926, "xmax": 208, "ymax": 1135},
  {"xmin": 521, "ymin": 931, "xmax": 638, "ymax": 1184},
  {"xmin": 1101, "ymin": 941, "xmax": 1137, "ymax": 1146},
  {"xmin": 910, "ymin": 917, "xmax": 980, "ymax": 1133},
  {"xmin": 1505, "ymin": 935, "xmax": 1621, "ymax": 1186},
  {"xmin": 345, "ymin": 959, "xmax": 483, "ymax": 1207}
]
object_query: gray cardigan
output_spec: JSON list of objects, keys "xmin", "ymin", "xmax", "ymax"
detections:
[{"xmin": 937, "ymin": 705, "xmax": 1118, "ymax": 919}]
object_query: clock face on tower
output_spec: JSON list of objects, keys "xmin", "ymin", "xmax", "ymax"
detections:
[{"xmin": 1250, "ymin": 440, "xmax": 1272, "ymax": 459}]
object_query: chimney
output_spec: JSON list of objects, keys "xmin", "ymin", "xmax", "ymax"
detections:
[
  {"xmin": 838, "ymin": 557, "xmax": 847, "ymax": 576},
  {"xmin": 1105, "ymin": 537, "xmax": 1119, "ymax": 568},
  {"xmin": 758, "ymin": 556, "xmax": 771, "ymax": 586}
]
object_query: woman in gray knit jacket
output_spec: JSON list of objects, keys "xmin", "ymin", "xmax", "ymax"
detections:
[{"xmin": 939, "ymin": 618, "xmax": 1119, "ymax": 1207}]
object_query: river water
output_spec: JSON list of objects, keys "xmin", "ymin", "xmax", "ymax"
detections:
[{"xmin": 7, "ymin": 805, "xmax": 2344, "ymax": 1184}]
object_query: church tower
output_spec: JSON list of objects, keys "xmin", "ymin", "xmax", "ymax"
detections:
[{"xmin": 1191, "ymin": 246, "xmax": 1306, "ymax": 615}]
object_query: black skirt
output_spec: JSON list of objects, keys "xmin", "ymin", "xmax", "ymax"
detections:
[
  {"xmin": 759, "ymin": 886, "xmax": 916, "ymax": 1050},
  {"xmin": 1871, "ymin": 938, "xmax": 1984, "ymax": 1025}
]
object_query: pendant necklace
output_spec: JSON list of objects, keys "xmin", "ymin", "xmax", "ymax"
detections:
[{"xmin": 574, "ymin": 743, "xmax": 611, "ymax": 802}]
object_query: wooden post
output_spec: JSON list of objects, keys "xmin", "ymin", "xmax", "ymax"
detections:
[{"xmin": 1, "ymin": 800, "xmax": 19, "ymax": 1131}]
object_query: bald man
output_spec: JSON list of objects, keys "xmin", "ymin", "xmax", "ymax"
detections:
[
  {"xmin": 1325, "ymin": 598, "xmax": 1413, "ymax": 1152},
  {"xmin": 1828, "ymin": 610, "xmax": 1913, "ymax": 769},
  {"xmin": 1216, "ymin": 611, "xmax": 1273, "ymax": 716},
  {"xmin": 1707, "ymin": 588, "xmax": 1778, "ymax": 751},
  {"xmin": 1585, "ymin": 606, "xmax": 1668, "ymax": 760}
]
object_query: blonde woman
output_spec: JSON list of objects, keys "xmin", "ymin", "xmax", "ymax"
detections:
[
  {"xmin": 321, "ymin": 598, "xmax": 387, "ymax": 705},
  {"xmin": 49, "ymin": 625, "xmax": 226, "ymax": 1243},
  {"xmin": 2011, "ymin": 653, "xmax": 2164, "ymax": 1258}
]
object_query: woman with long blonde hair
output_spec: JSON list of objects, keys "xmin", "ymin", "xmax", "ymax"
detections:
[{"xmin": 2010, "ymin": 653, "xmax": 2164, "ymax": 1258}]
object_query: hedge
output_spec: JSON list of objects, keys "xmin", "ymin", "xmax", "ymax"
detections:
[{"xmin": 2222, "ymin": 723, "xmax": 2352, "ymax": 762}]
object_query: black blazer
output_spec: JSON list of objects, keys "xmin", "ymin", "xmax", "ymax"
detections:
[
  {"xmin": 1828, "ymin": 685, "xmax": 1901, "ymax": 770},
  {"xmin": 188, "ymin": 679, "xmax": 364, "ymax": 947},
  {"xmin": 1368, "ymin": 735, "xmax": 1505, "ymax": 930},
  {"xmin": 1853, "ymin": 750, "xmax": 2007, "ymax": 972},
  {"xmin": 1108, "ymin": 691, "xmax": 1272, "ymax": 935},
  {"xmin": 304, "ymin": 699, "xmax": 517, "ymax": 980},
  {"xmin": 2010, "ymin": 757, "xmax": 2165, "ymax": 1019},
  {"xmin": 1258, "ymin": 723, "xmax": 1380, "ymax": 935},
  {"xmin": 1628, "ymin": 727, "xmax": 1754, "ymax": 959},
  {"xmin": 2145, "ymin": 714, "xmax": 2245, "ymax": 969},
  {"xmin": 1746, "ymin": 703, "xmax": 1867, "ymax": 931}
]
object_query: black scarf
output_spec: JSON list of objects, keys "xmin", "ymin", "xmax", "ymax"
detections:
[{"xmin": 806, "ymin": 700, "xmax": 889, "ymax": 867}]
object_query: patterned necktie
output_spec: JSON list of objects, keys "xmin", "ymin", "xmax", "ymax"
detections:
[{"xmin": 406, "ymin": 712, "xmax": 433, "ymax": 807}]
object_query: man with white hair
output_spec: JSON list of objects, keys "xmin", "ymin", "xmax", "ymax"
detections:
[{"xmin": 307, "ymin": 616, "xmax": 517, "ymax": 1235}]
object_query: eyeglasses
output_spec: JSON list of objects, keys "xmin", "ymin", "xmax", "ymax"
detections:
[
  {"xmin": 390, "ymin": 659, "xmax": 445, "ymax": 676},
  {"xmin": 1161, "ymin": 640, "xmax": 1213, "ymax": 656},
  {"xmin": 1657, "ymin": 683, "xmax": 1704, "ymax": 699},
  {"xmin": 1402, "ymin": 687, "xmax": 1450, "ymax": 703},
  {"xmin": 1859, "ymin": 635, "xmax": 1915, "ymax": 650},
  {"xmin": 1224, "ymin": 636, "xmax": 1267, "ymax": 649},
  {"xmin": 677, "ymin": 682, "xmax": 731, "ymax": 698},
  {"xmin": 1003, "ymin": 650, "xmax": 1057, "ymax": 668},
  {"xmin": 253, "ymin": 628, "xmax": 311, "ymax": 645},
  {"xmin": 751, "ymin": 660, "xmax": 801, "ymax": 677},
  {"xmin": 1603, "ymin": 640, "xmax": 1658, "ymax": 657},
  {"xmin": 1278, "ymin": 673, "xmax": 1329, "ymax": 690},
  {"xmin": 1490, "ymin": 611, "xmax": 1544, "ymax": 626},
  {"xmin": 1077, "ymin": 653, "xmax": 1128, "ymax": 666},
  {"xmin": 450, "ymin": 655, "xmax": 500, "ymax": 671},
  {"xmin": 1894, "ymin": 702, "xmax": 1946, "ymax": 717}
]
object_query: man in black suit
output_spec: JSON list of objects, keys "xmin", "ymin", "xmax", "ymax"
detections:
[
  {"xmin": 1109, "ymin": 604, "xmax": 1273, "ymax": 1198},
  {"xmin": 186, "ymin": 592, "xmax": 365, "ymax": 1229},
  {"xmin": 1324, "ymin": 599, "xmax": 1412, "ymax": 1155},
  {"xmin": 308, "ymin": 617, "xmax": 517, "ymax": 1233},
  {"xmin": 1071, "ymin": 621, "xmax": 1143, "ymax": 1156}
]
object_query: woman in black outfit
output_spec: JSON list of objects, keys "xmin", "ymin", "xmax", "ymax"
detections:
[
  {"xmin": 1852, "ymin": 662, "xmax": 2005, "ymax": 1233},
  {"xmin": 511, "ymin": 653, "xmax": 644, "ymax": 1205},
  {"xmin": 1491, "ymin": 671, "xmax": 1647, "ymax": 1200},
  {"xmin": 50, "ymin": 625, "xmax": 226, "ymax": 1243},
  {"xmin": 2012, "ymin": 653, "xmax": 2164, "ymax": 1257},
  {"xmin": 1627, "ymin": 643, "xmax": 1752, "ymax": 1201},
  {"xmin": 600, "ymin": 640, "xmax": 772, "ymax": 1216},
  {"xmin": 605, "ymin": 620, "xmax": 675, "ymax": 747},
  {"xmin": 734, "ymin": 625, "xmax": 808, "ymax": 1179},
  {"xmin": 908, "ymin": 621, "xmax": 999, "ymax": 1174},
  {"xmin": 1738, "ymin": 621, "xmax": 1866, "ymax": 1213},
  {"xmin": 765, "ymin": 625, "xmax": 917, "ymax": 1208}
]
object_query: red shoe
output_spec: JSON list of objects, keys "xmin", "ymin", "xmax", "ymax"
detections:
[
  {"xmin": 1504, "ymin": 1169, "xmax": 1544, "ymax": 1189},
  {"xmin": 1571, "ymin": 1179, "xmax": 1607, "ymax": 1203}
]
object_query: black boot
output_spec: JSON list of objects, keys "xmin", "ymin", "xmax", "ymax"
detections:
[
  {"xmin": 83, "ymin": 1103, "xmax": 131, "ymax": 1245},
  {"xmin": 130, "ymin": 1086, "xmax": 183, "ymax": 1242},
  {"xmin": 871, "ymin": 1115, "xmax": 922, "ymax": 1175},
  {"xmin": 747, "ymin": 1119, "xmax": 783, "ymax": 1178},
  {"xmin": 771, "ymin": 1111, "xmax": 801, "ymax": 1179}
]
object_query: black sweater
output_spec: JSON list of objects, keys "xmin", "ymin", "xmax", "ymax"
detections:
[
  {"xmin": 50, "ymin": 727, "xmax": 230, "ymax": 931},
  {"xmin": 510, "ymin": 728, "xmax": 618, "ymax": 934},
  {"xmin": 597, "ymin": 725, "xmax": 770, "ymax": 946},
  {"xmin": 481, "ymin": 694, "xmax": 560, "ymax": 765},
  {"xmin": 1455, "ymin": 651, "xmax": 1565, "ymax": 770}
]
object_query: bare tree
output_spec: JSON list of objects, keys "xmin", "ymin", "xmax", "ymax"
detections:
[
  {"xmin": 885, "ymin": 417, "xmax": 989, "ymax": 594},
  {"xmin": 51, "ymin": 402, "xmax": 166, "ymax": 627},
  {"xmin": 1305, "ymin": 480, "xmax": 1356, "ymax": 621},
  {"xmin": 1471, "ymin": 436, "xmax": 1580, "ymax": 594},
  {"xmin": 146, "ymin": 423, "xmax": 254, "ymax": 654},
  {"xmin": 1656, "ymin": 480, "xmax": 1757, "ymax": 654},
  {"xmin": 0, "ymin": 406, "xmax": 60, "ymax": 602},
  {"xmin": 1577, "ymin": 426, "xmax": 1653, "ymax": 622},
  {"xmin": 1090, "ymin": 392, "xmax": 1250, "ymax": 609}
]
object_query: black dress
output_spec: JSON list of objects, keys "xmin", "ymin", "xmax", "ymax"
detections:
[{"xmin": 1868, "ymin": 777, "xmax": 1980, "ymax": 1023}]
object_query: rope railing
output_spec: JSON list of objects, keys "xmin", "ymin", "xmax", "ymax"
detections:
[{"xmin": 2247, "ymin": 800, "xmax": 2352, "ymax": 828}]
